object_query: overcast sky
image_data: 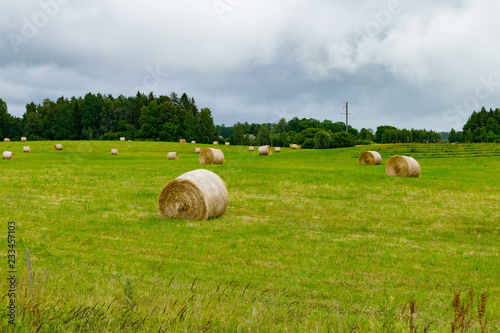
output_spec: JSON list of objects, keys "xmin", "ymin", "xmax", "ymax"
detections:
[{"xmin": 1, "ymin": 0, "xmax": 500, "ymax": 131}]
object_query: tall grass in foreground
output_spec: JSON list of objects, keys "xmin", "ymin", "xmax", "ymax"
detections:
[{"xmin": 0, "ymin": 141, "xmax": 499, "ymax": 332}]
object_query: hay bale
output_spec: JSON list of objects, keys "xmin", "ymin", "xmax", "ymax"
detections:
[
  {"xmin": 3, "ymin": 151, "xmax": 13, "ymax": 159},
  {"xmin": 213, "ymin": 141, "xmax": 219, "ymax": 145},
  {"xmin": 386, "ymin": 155, "xmax": 421, "ymax": 177},
  {"xmin": 21, "ymin": 137, "xmax": 27, "ymax": 142},
  {"xmin": 274, "ymin": 147, "xmax": 281, "ymax": 153},
  {"xmin": 111, "ymin": 149, "xmax": 118, "ymax": 155},
  {"xmin": 290, "ymin": 144, "xmax": 298, "ymax": 149},
  {"xmin": 4, "ymin": 138, "xmax": 10, "ymax": 142},
  {"xmin": 158, "ymin": 169, "xmax": 228, "ymax": 221},
  {"xmin": 258, "ymin": 145, "xmax": 272, "ymax": 155},
  {"xmin": 248, "ymin": 146, "xmax": 254, "ymax": 152},
  {"xmin": 359, "ymin": 151, "xmax": 382, "ymax": 166},
  {"xmin": 167, "ymin": 152, "xmax": 178, "ymax": 160},
  {"xmin": 199, "ymin": 148, "xmax": 224, "ymax": 164},
  {"xmin": 191, "ymin": 141, "xmax": 196, "ymax": 144},
  {"xmin": 180, "ymin": 139, "xmax": 186, "ymax": 144},
  {"xmin": 54, "ymin": 144, "xmax": 63, "ymax": 150},
  {"xmin": 225, "ymin": 142, "xmax": 230, "ymax": 146},
  {"xmin": 23, "ymin": 146, "xmax": 30, "ymax": 153},
  {"xmin": 120, "ymin": 137, "xmax": 125, "ymax": 141},
  {"xmin": 194, "ymin": 148, "xmax": 201, "ymax": 154}
]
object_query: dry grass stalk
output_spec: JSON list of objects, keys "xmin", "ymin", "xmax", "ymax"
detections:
[
  {"xmin": 478, "ymin": 293, "xmax": 487, "ymax": 333},
  {"xmin": 167, "ymin": 152, "xmax": 178, "ymax": 160},
  {"xmin": 248, "ymin": 146, "xmax": 254, "ymax": 152},
  {"xmin": 274, "ymin": 147, "xmax": 281, "ymax": 153},
  {"xmin": 4, "ymin": 138, "xmax": 10, "ymax": 142},
  {"xmin": 23, "ymin": 146, "xmax": 30, "ymax": 153},
  {"xmin": 199, "ymin": 148, "xmax": 224, "ymax": 164},
  {"xmin": 54, "ymin": 144, "xmax": 63, "ymax": 150},
  {"xmin": 120, "ymin": 137, "xmax": 125, "ymax": 141},
  {"xmin": 158, "ymin": 169, "xmax": 229, "ymax": 221},
  {"xmin": 3, "ymin": 151, "xmax": 13, "ymax": 159},
  {"xmin": 194, "ymin": 148, "xmax": 201, "ymax": 154},
  {"xmin": 258, "ymin": 145, "xmax": 272, "ymax": 155},
  {"xmin": 386, "ymin": 155, "xmax": 420, "ymax": 177},
  {"xmin": 359, "ymin": 151, "xmax": 382, "ymax": 165},
  {"xmin": 290, "ymin": 144, "xmax": 298, "ymax": 149},
  {"xmin": 179, "ymin": 139, "xmax": 186, "ymax": 144},
  {"xmin": 409, "ymin": 300, "xmax": 416, "ymax": 333},
  {"xmin": 21, "ymin": 137, "xmax": 27, "ymax": 142},
  {"xmin": 111, "ymin": 149, "xmax": 118, "ymax": 155},
  {"xmin": 225, "ymin": 142, "xmax": 230, "ymax": 146}
]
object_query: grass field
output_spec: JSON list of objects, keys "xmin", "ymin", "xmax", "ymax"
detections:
[{"xmin": 1, "ymin": 141, "xmax": 499, "ymax": 332}]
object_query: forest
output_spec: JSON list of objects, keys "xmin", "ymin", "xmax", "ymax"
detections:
[{"xmin": 1, "ymin": 94, "xmax": 499, "ymax": 148}]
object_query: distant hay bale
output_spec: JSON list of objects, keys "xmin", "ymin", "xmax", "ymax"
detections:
[
  {"xmin": 158, "ymin": 169, "xmax": 228, "ymax": 221},
  {"xmin": 167, "ymin": 152, "xmax": 178, "ymax": 160},
  {"xmin": 191, "ymin": 141, "xmax": 196, "ymax": 144},
  {"xmin": 120, "ymin": 137, "xmax": 125, "ymax": 141},
  {"xmin": 248, "ymin": 146, "xmax": 254, "ymax": 152},
  {"xmin": 274, "ymin": 147, "xmax": 281, "ymax": 153},
  {"xmin": 3, "ymin": 151, "xmax": 13, "ymax": 159},
  {"xmin": 180, "ymin": 139, "xmax": 186, "ymax": 144},
  {"xmin": 290, "ymin": 144, "xmax": 298, "ymax": 149},
  {"xmin": 225, "ymin": 142, "xmax": 230, "ymax": 146},
  {"xmin": 213, "ymin": 141, "xmax": 219, "ymax": 145},
  {"xmin": 4, "ymin": 138, "xmax": 10, "ymax": 142},
  {"xmin": 111, "ymin": 149, "xmax": 118, "ymax": 155},
  {"xmin": 258, "ymin": 145, "xmax": 272, "ymax": 155},
  {"xmin": 128, "ymin": 140, "xmax": 132, "ymax": 142},
  {"xmin": 54, "ymin": 144, "xmax": 63, "ymax": 150},
  {"xmin": 194, "ymin": 148, "xmax": 201, "ymax": 154},
  {"xmin": 23, "ymin": 146, "xmax": 30, "ymax": 153},
  {"xmin": 386, "ymin": 155, "xmax": 421, "ymax": 177},
  {"xmin": 359, "ymin": 151, "xmax": 382, "ymax": 166},
  {"xmin": 199, "ymin": 148, "xmax": 224, "ymax": 164},
  {"xmin": 21, "ymin": 137, "xmax": 27, "ymax": 142}
]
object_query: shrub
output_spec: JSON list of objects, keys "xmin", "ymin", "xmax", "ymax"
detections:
[
  {"xmin": 301, "ymin": 138, "xmax": 315, "ymax": 149},
  {"xmin": 314, "ymin": 131, "xmax": 332, "ymax": 149}
]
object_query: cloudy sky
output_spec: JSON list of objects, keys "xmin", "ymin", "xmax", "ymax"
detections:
[{"xmin": 1, "ymin": 0, "xmax": 500, "ymax": 131}]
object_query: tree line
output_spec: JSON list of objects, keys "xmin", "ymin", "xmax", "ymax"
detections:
[{"xmin": 448, "ymin": 107, "xmax": 500, "ymax": 143}]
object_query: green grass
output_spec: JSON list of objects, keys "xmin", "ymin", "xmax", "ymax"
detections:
[{"xmin": 0, "ymin": 141, "xmax": 499, "ymax": 332}]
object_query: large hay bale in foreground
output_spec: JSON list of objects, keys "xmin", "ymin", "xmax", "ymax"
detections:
[
  {"xmin": 180, "ymin": 139, "xmax": 186, "ymax": 144},
  {"xmin": 199, "ymin": 148, "xmax": 224, "ymax": 164},
  {"xmin": 3, "ymin": 151, "xmax": 13, "ymax": 159},
  {"xmin": 158, "ymin": 169, "xmax": 229, "ymax": 221},
  {"xmin": 111, "ymin": 149, "xmax": 118, "ymax": 155},
  {"xmin": 386, "ymin": 155, "xmax": 421, "ymax": 177},
  {"xmin": 167, "ymin": 152, "xmax": 178, "ymax": 160},
  {"xmin": 258, "ymin": 145, "xmax": 272, "ymax": 155},
  {"xmin": 23, "ymin": 146, "xmax": 30, "ymax": 153},
  {"xmin": 359, "ymin": 151, "xmax": 382, "ymax": 166},
  {"xmin": 120, "ymin": 137, "xmax": 125, "ymax": 141},
  {"xmin": 21, "ymin": 137, "xmax": 27, "ymax": 142},
  {"xmin": 290, "ymin": 144, "xmax": 298, "ymax": 149},
  {"xmin": 54, "ymin": 144, "xmax": 63, "ymax": 150},
  {"xmin": 274, "ymin": 147, "xmax": 281, "ymax": 153},
  {"xmin": 248, "ymin": 146, "xmax": 254, "ymax": 152},
  {"xmin": 4, "ymin": 138, "xmax": 10, "ymax": 142},
  {"xmin": 194, "ymin": 148, "xmax": 201, "ymax": 154}
]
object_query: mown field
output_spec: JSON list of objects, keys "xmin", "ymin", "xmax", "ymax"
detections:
[{"xmin": 1, "ymin": 141, "xmax": 499, "ymax": 332}]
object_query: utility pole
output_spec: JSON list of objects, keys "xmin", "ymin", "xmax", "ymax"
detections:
[{"xmin": 341, "ymin": 102, "xmax": 349, "ymax": 133}]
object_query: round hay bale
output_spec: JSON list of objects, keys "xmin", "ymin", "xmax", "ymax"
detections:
[
  {"xmin": 180, "ymin": 139, "xmax": 186, "ymax": 144},
  {"xmin": 167, "ymin": 152, "xmax": 178, "ymax": 160},
  {"xmin": 21, "ymin": 137, "xmax": 27, "ymax": 142},
  {"xmin": 194, "ymin": 148, "xmax": 201, "ymax": 154},
  {"xmin": 199, "ymin": 148, "xmax": 224, "ymax": 164},
  {"xmin": 4, "ymin": 138, "xmax": 10, "ymax": 142},
  {"xmin": 111, "ymin": 149, "xmax": 118, "ymax": 155},
  {"xmin": 225, "ymin": 142, "xmax": 230, "ymax": 146},
  {"xmin": 258, "ymin": 145, "xmax": 272, "ymax": 155},
  {"xmin": 274, "ymin": 147, "xmax": 281, "ymax": 153},
  {"xmin": 23, "ymin": 146, "xmax": 30, "ymax": 153},
  {"xmin": 386, "ymin": 155, "xmax": 421, "ymax": 177},
  {"xmin": 248, "ymin": 146, "xmax": 254, "ymax": 152},
  {"xmin": 54, "ymin": 144, "xmax": 63, "ymax": 150},
  {"xmin": 3, "ymin": 151, "xmax": 13, "ymax": 159},
  {"xmin": 290, "ymin": 144, "xmax": 298, "ymax": 149},
  {"xmin": 213, "ymin": 141, "xmax": 219, "ymax": 145},
  {"xmin": 191, "ymin": 141, "xmax": 196, "ymax": 144},
  {"xmin": 120, "ymin": 137, "xmax": 125, "ymax": 141},
  {"xmin": 158, "ymin": 169, "xmax": 228, "ymax": 221},
  {"xmin": 359, "ymin": 151, "xmax": 382, "ymax": 166}
]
